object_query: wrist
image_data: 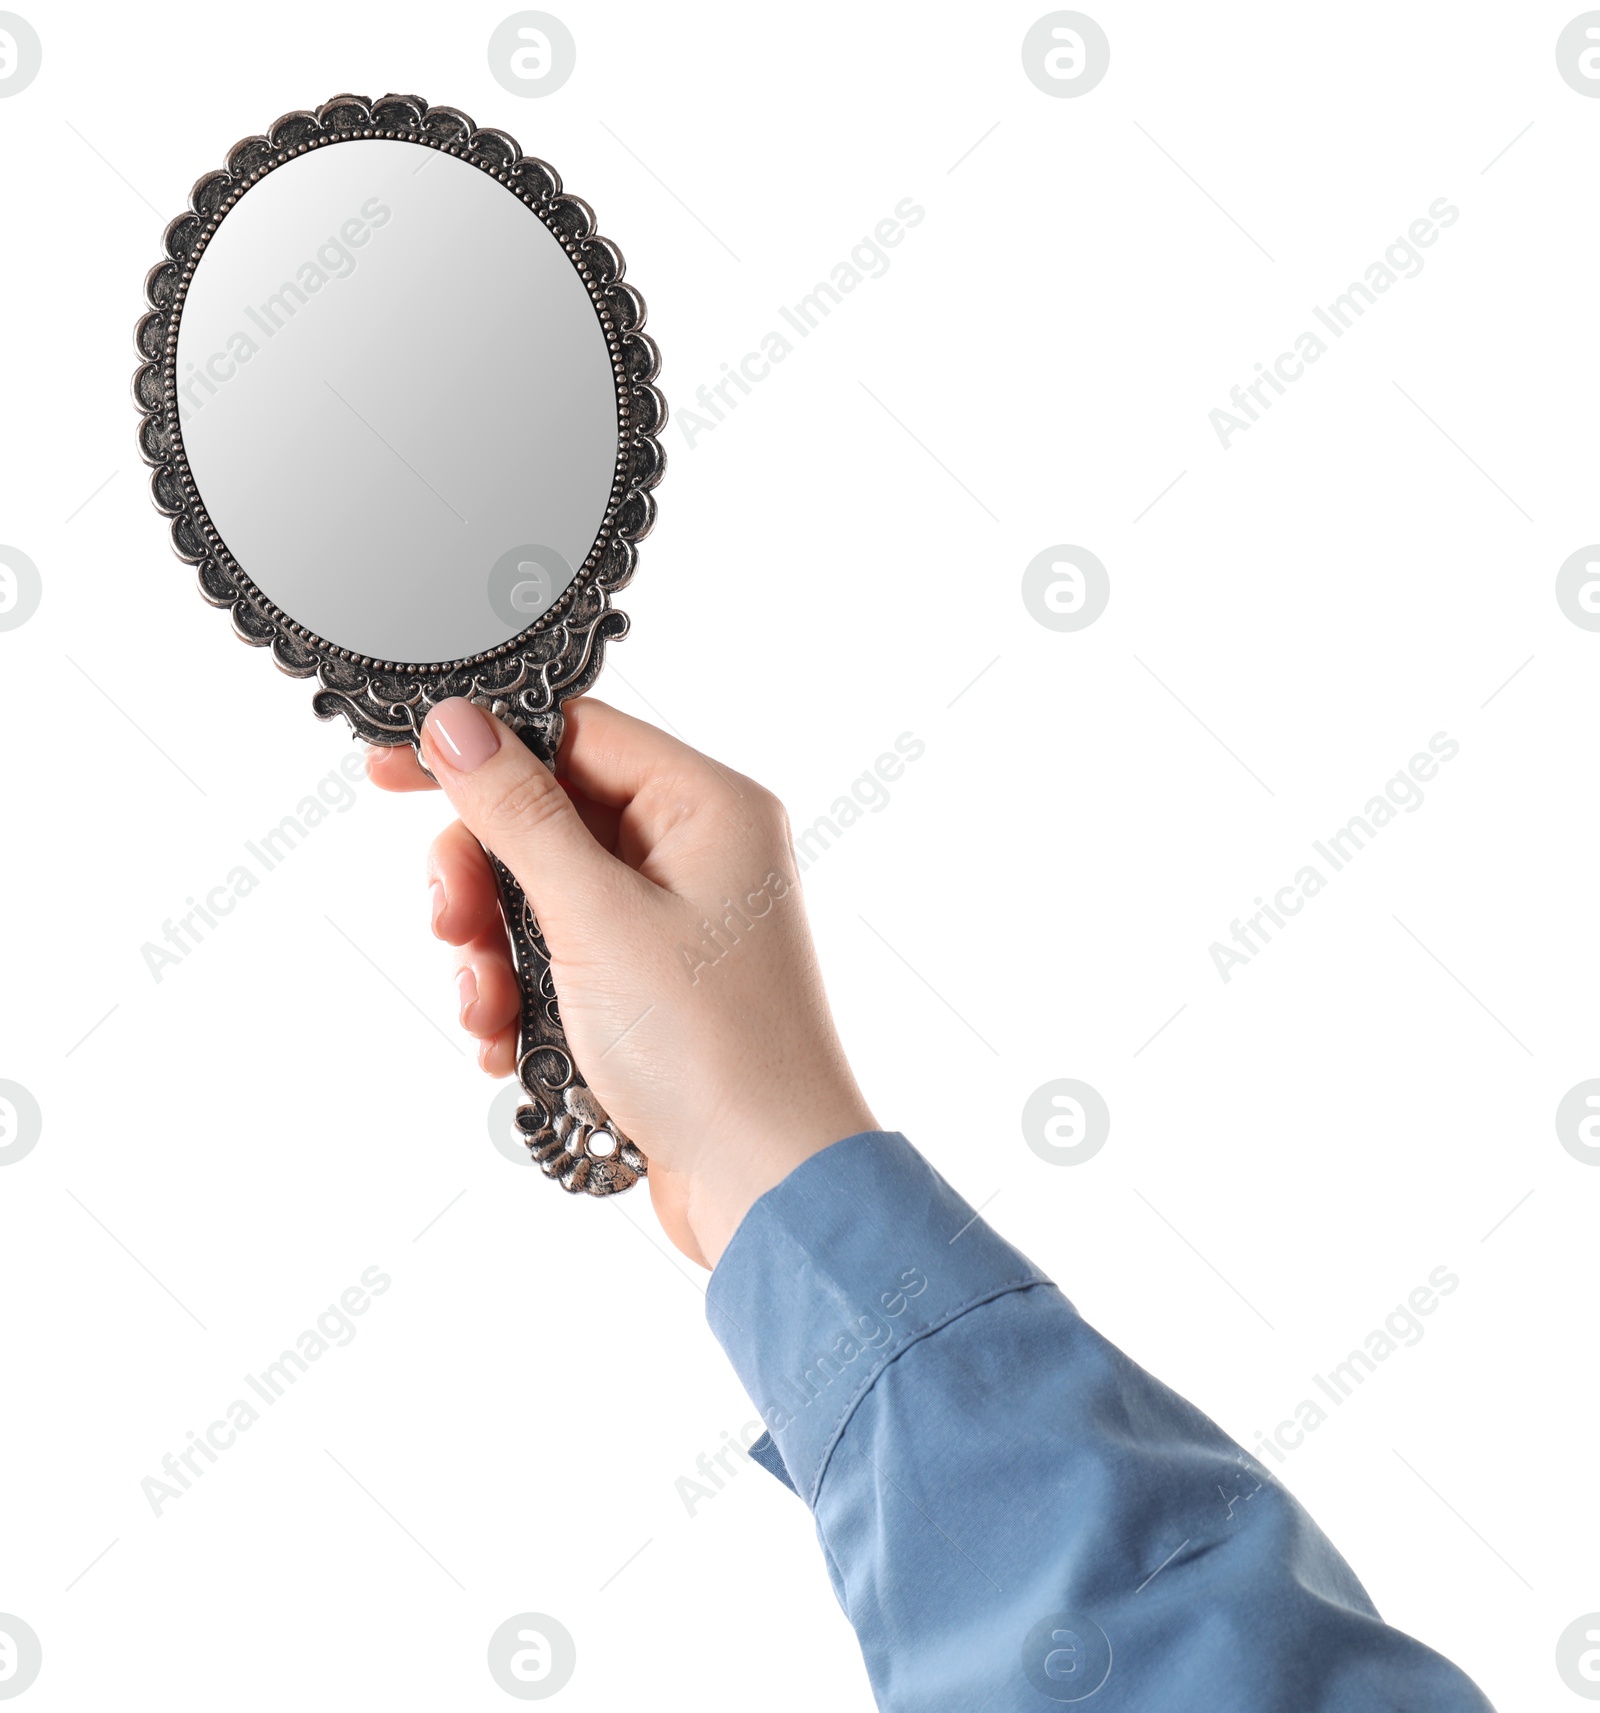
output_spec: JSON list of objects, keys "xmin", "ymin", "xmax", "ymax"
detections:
[{"xmin": 691, "ymin": 1101, "xmax": 877, "ymax": 1269}]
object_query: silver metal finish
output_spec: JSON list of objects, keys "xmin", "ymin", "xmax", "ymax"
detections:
[{"xmin": 133, "ymin": 92, "xmax": 664, "ymax": 1195}]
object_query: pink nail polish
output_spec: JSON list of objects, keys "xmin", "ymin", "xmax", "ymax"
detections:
[
  {"xmin": 425, "ymin": 698, "xmax": 500, "ymax": 772},
  {"xmin": 457, "ymin": 966, "xmax": 478, "ymax": 1022}
]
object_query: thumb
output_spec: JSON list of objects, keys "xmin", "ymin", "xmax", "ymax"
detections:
[{"xmin": 419, "ymin": 697, "xmax": 622, "ymax": 930}]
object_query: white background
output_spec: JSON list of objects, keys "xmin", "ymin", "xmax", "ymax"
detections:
[{"xmin": 1, "ymin": 2, "xmax": 1596, "ymax": 1708}]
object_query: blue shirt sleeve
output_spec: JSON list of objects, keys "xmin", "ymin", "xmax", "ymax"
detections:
[{"xmin": 705, "ymin": 1131, "xmax": 1496, "ymax": 1711}]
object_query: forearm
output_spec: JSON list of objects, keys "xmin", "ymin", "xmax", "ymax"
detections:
[{"xmin": 706, "ymin": 1132, "xmax": 1496, "ymax": 1712}]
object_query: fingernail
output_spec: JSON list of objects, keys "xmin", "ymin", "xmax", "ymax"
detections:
[
  {"xmin": 425, "ymin": 698, "xmax": 500, "ymax": 772},
  {"xmin": 457, "ymin": 966, "xmax": 478, "ymax": 1023},
  {"xmin": 429, "ymin": 880, "xmax": 446, "ymax": 937}
]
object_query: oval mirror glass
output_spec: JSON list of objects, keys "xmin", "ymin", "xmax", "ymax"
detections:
[{"xmin": 173, "ymin": 137, "xmax": 621, "ymax": 664}]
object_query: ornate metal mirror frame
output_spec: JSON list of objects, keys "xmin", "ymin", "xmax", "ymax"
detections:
[{"xmin": 131, "ymin": 92, "xmax": 666, "ymax": 1196}]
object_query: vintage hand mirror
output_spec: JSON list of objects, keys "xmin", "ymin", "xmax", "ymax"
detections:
[{"xmin": 132, "ymin": 93, "xmax": 665, "ymax": 1196}]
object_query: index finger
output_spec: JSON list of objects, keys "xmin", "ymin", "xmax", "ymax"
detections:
[
  {"xmin": 558, "ymin": 696, "xmax": 755, "ymax": 815},
  {"xmin": 365, "ymin": 743, "xmax": 438, "ymax": 793}
]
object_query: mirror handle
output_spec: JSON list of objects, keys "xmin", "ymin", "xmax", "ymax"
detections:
[{"xmin": 485, "ymin": 736, "xmax": 647, "ymax": 1196}]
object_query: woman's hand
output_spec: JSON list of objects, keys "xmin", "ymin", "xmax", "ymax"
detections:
[{"xmin": 367, "ymin": 696, "xmax": 876, "ymax": 1270}]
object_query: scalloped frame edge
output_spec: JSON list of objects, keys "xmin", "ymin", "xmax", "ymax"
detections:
[{"xmin": 131, "ymin": 90, "xmax": 667, "ymax": 754}]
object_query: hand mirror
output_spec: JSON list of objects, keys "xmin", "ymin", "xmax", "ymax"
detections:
[{"xmin": 132, "ymin": 93, "xmax": 666, "ymax": 1196}]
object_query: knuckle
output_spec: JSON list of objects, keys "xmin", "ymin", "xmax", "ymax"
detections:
[
  {"xmin": 481, "ymin": 767, "xmax": 570, "ymax": 840},
  {"xmin": 759, "ymin": 787, "xmax": 792, "ymax": 841},
  {"xmin": 718, "ymin": 783, "xmax": 794, "ymax": 866},
  {"xmin": 712, "ymin": 780, "xmax": 782, "ymax": 839},
  {"xmin": 751, "ymin": 783, "xmax": 791, "ymax": 836}
]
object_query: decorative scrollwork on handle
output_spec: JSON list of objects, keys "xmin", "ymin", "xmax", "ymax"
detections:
[{"xmin": 488, "ymin": 726, "xmax": 647, "ymax": 1196}]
